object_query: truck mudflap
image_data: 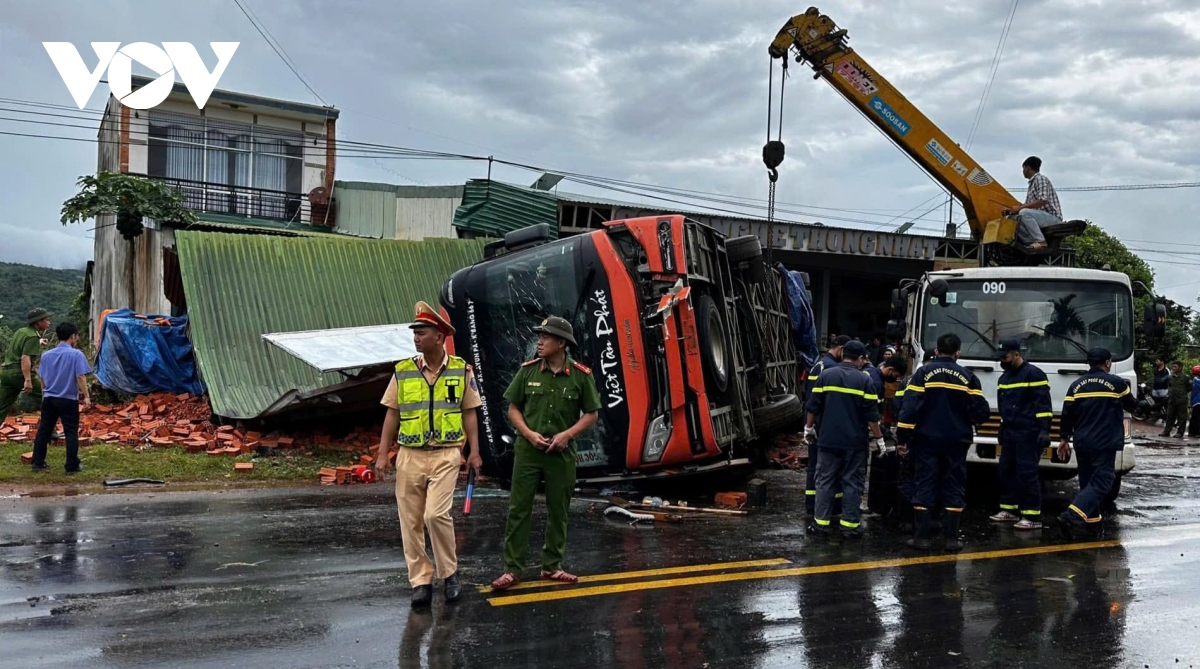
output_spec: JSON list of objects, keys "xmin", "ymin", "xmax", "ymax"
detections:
[{"xmin": 966, "ymin": 436, "xmax": 1137, "ymax": 475}]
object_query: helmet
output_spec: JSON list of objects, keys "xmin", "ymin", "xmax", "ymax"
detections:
[{"xmin": 1193, "ymin": 365, "xmax": 1200, "ymax": 375}]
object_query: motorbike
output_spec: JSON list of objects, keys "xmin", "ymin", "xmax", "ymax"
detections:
[{"xmin": 1132, "ymin": 381, "xmax": 1168, "ymax": 423}]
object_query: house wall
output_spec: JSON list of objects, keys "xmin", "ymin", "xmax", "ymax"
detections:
[
  {"xmin": 332, "ymin": 183, "xmax": 461, "ymax": 240},
  {"xmin": 395, "ymin": 186, "xmax": 461, "ymax": 241}
]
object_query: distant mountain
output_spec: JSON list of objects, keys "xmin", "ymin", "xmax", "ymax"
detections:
[{"xmin": 0, "ymin": 262, "xmax": 85, "ymax": 329}]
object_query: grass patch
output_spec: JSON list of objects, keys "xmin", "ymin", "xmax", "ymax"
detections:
[{"xmin": 0, "ymin": 442, "xmax": 359, "ymax": 485}]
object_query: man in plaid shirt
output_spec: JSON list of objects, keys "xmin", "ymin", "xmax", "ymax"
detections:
[{"xmin": 1002, "ymin": 156, "xmax": 1062, "ymax": 251}]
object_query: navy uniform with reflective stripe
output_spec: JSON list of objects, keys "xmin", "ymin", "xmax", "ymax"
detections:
[
  {"xmin": 1059, "ymin": 368, "xmax": 1136, "ymax": 526},
  {"xmin": 896, "ymin": 356, "xmax": 990, "ymax": 512},
  {"xmin": 892, "ymin": 378, "xmax": 919, "ymax": 513},
  {"xmin": 862, "ymin": 361, "xmax": 885, "ymax": 410},
  {"xmin": 805, "ymin": 361, "xmax": 880, "ymax": 529},
  {"xmin": 804, "ymin": 351, "xmax": 842, "ymax": 514},
  {"xmin": 996, "ymin": 361, "xmax": 1053, "ymax": 517}
]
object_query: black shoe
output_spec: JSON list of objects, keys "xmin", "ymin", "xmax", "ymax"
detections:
[
  {"xmin": 906, "ymin": 509, "xmax": 934, "ymax": 550},
  {"xmin": 411, "ymin": 584, "xmax": 433, "ymax": 607},
  {"xmin": 942, "ymin": 511, "xmax": 964, "ymax": 552},
  {"xmin": 444, "ymin": 573, "xmax": 461, "ymax": 602},
  {"xmin": 31, "ymin": 463, "xmax": 49, "ymax": 471},
  {"xmin": 841, "ymin": 526, "xmax": 863, "ymax": 540},
  {"xmin": 65, "ymin": 465, "xmax": 84, "ymax": 474},
  {"xmin": 806, "ymin": 522, "xmax": 832, "ymax": 537}
]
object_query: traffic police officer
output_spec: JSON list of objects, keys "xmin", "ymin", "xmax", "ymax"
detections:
[
  {"xmin": 375, "ymin": 302, "xmax": 483, "ymax": 607},
  {"xmin": 491, "ymin": 316, "xmax": 601, "ymax": 590},
  {"xmin": 804, "ymin": 335, "xmax": 850, "ymax": 515},
  {"xmin": 897, "ymin": 333, "xmax": 991, "ymax": 551},
  {"xmin": 804, "ymin": 340, "xmax": 884, "ymax": 538},
  {"xmin": 0, "ymin": 308, "xmax": 51, "ymax": 424},
  {"xmin": 989, "ymin": 339, "xmax": 1053, "ymax": 530},
  {"xmin": 1057, "ymin": 347, "xmax": 1137, "ymax": 539}
]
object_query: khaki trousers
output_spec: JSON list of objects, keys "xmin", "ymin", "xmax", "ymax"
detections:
[{"xmin": 395, "ymin": 445, "xmax": 461, "ymax": 586}]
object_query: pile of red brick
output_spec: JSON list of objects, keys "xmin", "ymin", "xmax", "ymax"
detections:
[{"xmin": 0, "ymin": 393, "xmax": 384, "ymax": 457}]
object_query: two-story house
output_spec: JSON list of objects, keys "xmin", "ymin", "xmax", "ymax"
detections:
[{"xmin": 90, "ymin": 74, "xmax": 338, "ymax": 326}]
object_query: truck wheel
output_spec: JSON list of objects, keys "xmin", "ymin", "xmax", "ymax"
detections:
[
  {"xmin": 694, "ymin": 293, "xmax": 731, "ymax": 395},
  {"xmin": 1132, "ymin": 406, "xmax": 1149, "ymax": 422},
  {"xmin": 752, "ymin": 394, "xmax": 805, "ymax": 435},
  {"xmin": 727, "ymin": 236, "xmax": 767, "ymax": 283}
]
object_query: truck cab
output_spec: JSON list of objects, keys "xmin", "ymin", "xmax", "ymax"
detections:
[
  {"xmin": 899, "ymin": 266, "xmax": 1137, "ymax": 483},
  {"xmin": 440, "ymin": 216, "xmax": 805, "ymax": 484}
]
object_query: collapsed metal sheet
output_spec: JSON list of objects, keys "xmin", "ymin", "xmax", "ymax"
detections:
[{"xmin": 262, "ymin": 324, "xmax": 417, "ymax": 373}]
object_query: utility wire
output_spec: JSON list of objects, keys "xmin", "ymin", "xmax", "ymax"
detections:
[
  {"xmin": 230, "ymin": 0, "xmax": 329, "ymax": 107},
  {"xmin": 966, "ymin": 0, "xmax": 1019, "ymax": 150}
]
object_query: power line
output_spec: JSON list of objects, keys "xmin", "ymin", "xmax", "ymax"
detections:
[
  {"xmin": 966, "ymin": 0, "xmax": 1019, "ymax": 150},
  {"xmin": 230, "ymin": 0, "xmax": 329, "ymax": 107}
]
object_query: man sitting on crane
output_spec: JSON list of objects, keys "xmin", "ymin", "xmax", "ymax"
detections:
[{"xmin": 1002, "ymin": 156, "xmax": 1063, "ymax": 252}]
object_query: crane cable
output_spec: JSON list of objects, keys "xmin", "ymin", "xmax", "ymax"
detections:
[{"xmin": 763, "ymin": 56, "xmax": 788, "ymax": 264}]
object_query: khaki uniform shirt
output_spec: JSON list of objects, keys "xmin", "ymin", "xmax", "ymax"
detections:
[
  {"xmin": 381, "ymin": 353, "xmax": 481, "ymax": 447},
  {"xmin": 2, "ymin": 327, "xmax": 46, "ymax": 372}
]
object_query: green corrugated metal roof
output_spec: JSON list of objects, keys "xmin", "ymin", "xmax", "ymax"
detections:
[
  {"xmin": 452, "ymin": 179, "xmax": 558, "ymax": 239},
  {"xmin": 175, "ymin": 231, "xmax": 488, "ymax": 419}
]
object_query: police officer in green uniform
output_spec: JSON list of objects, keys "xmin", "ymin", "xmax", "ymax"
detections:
[
  {"xmin": 491, "ymin": 316, "xmax": 601, "ymax": 590},
  {"xmin": 0, "ymin": 308, "xmax": 51, "ymax": 424}
]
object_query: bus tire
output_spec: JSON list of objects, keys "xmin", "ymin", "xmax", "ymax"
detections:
[
  {"xmin": 727, "ymin": 236, "xmax": 768, "ymax": 283},
  {"xmin": 752, "ymin": 394, "xmax": 805, "ymax": 435},
  {"xmin": 694, "ymin": 293, "xmax": 731, "ymax": 395}
]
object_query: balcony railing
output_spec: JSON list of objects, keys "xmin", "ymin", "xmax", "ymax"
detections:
[{"xmin": 150, "ymin": 176, "xmax": 319, "ymax": 225}]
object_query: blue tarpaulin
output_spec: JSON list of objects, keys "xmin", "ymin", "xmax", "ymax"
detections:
[
  {"xmin": 95, "ymin": 309, "xmax": 205, "ymax": 396},
  {"xmin": 778, "ymin": 264, "xmax": 819, "ymax": 371}
]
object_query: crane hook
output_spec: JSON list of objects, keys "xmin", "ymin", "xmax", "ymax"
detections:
[{"xmin": 763, "ymin": 140, "xmax": 785, "ymax": 183}]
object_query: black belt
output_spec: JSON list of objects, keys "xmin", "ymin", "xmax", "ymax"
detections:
[{"xmin": 398, "ymin": 443, "xmax": 462, "ymax": 450}]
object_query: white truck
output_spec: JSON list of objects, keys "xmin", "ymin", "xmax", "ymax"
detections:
[{"xmin": 891, "ymin": 266, "xmax": 1139, "ymax": 499}]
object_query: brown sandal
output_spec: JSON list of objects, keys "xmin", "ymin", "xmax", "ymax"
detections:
[
  {"xmin": 490, "ymin": 572, "xmax": 520, "ymax": 590},
  {"xmin": 540, "ymin": 569, "xmax": 578, "ymax": 583}
]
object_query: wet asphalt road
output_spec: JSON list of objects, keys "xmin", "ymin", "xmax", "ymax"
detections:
[{"xmin": 2, "ymin": 438, "xmax": 1200, "ymax": 669}]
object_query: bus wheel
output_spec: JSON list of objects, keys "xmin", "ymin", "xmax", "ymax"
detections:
[
  {"xmin": 752, "ymin": 394, "xmax": 805, "ymax": 436},
  {"xmin": 695, "ymin": 293, "xmax": 731, "ymax": 395}
]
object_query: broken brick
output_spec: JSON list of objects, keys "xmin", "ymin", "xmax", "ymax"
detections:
[{"xmin": 234, "ymin": 462, "xmax": 253, "ymax": 472}]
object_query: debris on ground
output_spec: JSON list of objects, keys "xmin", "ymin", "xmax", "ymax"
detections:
[
  {"xmin": 234, "ymin": 462, "xmax": 254, "ymax": 472},
  {"xmin": 767, "ymin": 432, "xmax": 805, "ymax": 470},
  {"xmin": 714, "ymin": 491, "xmax": 748, "ymax": 509}
]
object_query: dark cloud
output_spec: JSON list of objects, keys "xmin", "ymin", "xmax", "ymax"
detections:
[{"xmin": 2, "ymin": 0, "xmax": 1198, "ymax": 301}]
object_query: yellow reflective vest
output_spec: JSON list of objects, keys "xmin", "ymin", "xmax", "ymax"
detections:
[{"xmin": 394, "ymin": 356, "xmax": 467, "ymax": 446}]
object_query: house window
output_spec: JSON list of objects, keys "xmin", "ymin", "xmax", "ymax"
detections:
[{"xmin": 147, "ymin": 112, "xmax": 304, "ymax": 217}]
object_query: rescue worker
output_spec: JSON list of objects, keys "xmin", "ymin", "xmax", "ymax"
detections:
[
  {"xmin": 0, "ymin": 308, "xmax": 51, "ymax": 425},
  {"xmin": 375, "ymin": 302, "xmax": 483, "ymax": 608},
  {"xmin": 1057, "ymin": 347, "xmax": 1137, "ymax": 539},
  {"xmin": 491, "ymin": 316, "xmax": 600, "ymax": 591},
  {"xmin": 804, "ymin": 340, "xmax": 884, "ymax": 538},
  {"xmin": 1162, "ymin": 360, "xmax": 1190, "ymax": 438},
  {"xmin": 859, "ymin": 355, "xmax": 892, "ymax": 514},
  {"xmin": 897, "ymin": 333, "xmax": 990, "ymax": 551},
  {"xmin": 804, "ymin": 335, "xmax": 850, "ymax": 516},
  {"xmin": 989, "ymin": 339, "xmax": 1053, "ymax": 530},
  {"xmin": 893, "ymin": 350, "xmax": 934, "ymax": 533},
  {"xmin": 1189, "ymin": 366, "xmax": 1200, "ymax": 438}
]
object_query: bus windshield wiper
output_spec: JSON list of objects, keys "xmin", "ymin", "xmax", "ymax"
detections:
[{"xmin": 947, "ymin": 315, "xmax": 997, "ymax": 351}]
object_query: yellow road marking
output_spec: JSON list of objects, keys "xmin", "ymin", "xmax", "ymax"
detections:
[
  {"xmin": 476, "ymin": 558, "xmax": 792, "ymax": 593},
  {"xmin": 487, "ymin": 540, "xmax": 1119, "ymax": 607}
]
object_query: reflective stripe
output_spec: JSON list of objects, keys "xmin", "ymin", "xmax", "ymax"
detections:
[
  {"xmin": 815, "ymin": 518, "xmax": 831, "ymax": 526},
  {"xmin": 813, "ymin": 386, "xmax": 867, "ymax": 397},
  {"xmin": 1068, "ymin": 504, "xmax": 1089, "ymax": 520},
  {"xmin": 839, "ymin": 520, "xmax": 860, "ymax": 529},
  {"xmin": 907, "ymin": 385, "xmax": 925, "ymax": 393},
  {"xmin": 805, "ymin": 490, "xmax": 816, "ymax": 496},
  {"xmin": 834, "ymin": 492, "xmax": 844, "ymax": 498},
  {"xmin": 968, "ymin": 389, "xmax": 984, "ymax": 397},
  {"xmin": 1020, "ymin": 509, "xmax": 1041, "ymax": 516},
  {"xmin": 1035, "ymin": 412, "xmax": 1053, "ymax": 418},
  {"xmin": 999, "ymin": 504, "xmax": 1018, "ymax": 510},
  {"xmin": 912, "ymin": 505, "xmax": 927, "ymax": 511},
  {"xmin": 925, "ymin": 382, "xmax": 972, "ymax": 393},
  {"xmin": 997, "ymin": 381, "xmax": 1050, "ymax": 390},
  {"xmin": 1072, "ymin": 392, "xmax": 1125, "ymax": 400},
  {"xmin": 897, "ymin": 422, "xmax": 916, "ymax": 429},
  {"xmin": 396, "ymin": 401, "xmax": 431, "ymax": 413},
  {"xmin": 945, "ymin": 507, "xmax": 964, "ymax": 513},
  {"xmin": 394, "ymin": 370, "xmax": 425, "ymax": 382},
  {"xmin": 864, "ymin": 393, "xmax": 879, "ymax": 401},
  {"xmin": 894, "ymin": 389, "xmax": 906, "ymax": 397}
]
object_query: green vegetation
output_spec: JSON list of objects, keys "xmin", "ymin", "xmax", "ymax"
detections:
[
  {"xmin": 0, "ymin": 262, "xmax": 85, "ymax": 351},
  {"xmin": 1068, "ymin": 225, "xmax": 1199, "ymax": 374},
  {"xmin": 0, "ymin": 443, "xmax": 356, "ymax": 485},
  {"xmin": 61, "ymin": 171, "xmax": 197, "ymax": 240}
]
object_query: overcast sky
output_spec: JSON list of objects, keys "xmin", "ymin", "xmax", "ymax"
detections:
[{"xmin": 3, "ymin": 0, "xmax": 1198, "ymax": 305}]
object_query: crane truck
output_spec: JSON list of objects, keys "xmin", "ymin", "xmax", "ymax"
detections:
[{"xmin": 769, "ymin": 7, "xmax": 1155, "ymax": 496}]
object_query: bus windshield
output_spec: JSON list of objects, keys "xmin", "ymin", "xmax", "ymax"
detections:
[{"xmin": 921, "ymin": 279, "xmax": 1133, "ymax": 363}]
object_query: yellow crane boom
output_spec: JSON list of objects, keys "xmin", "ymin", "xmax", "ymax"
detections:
[{"xmin": 769, "ymin": 7, "xmax": 1024, "ymax": 244}]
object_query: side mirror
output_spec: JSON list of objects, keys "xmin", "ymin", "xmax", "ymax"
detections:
[
  {"xmin": 886, "ymin": 319, "xmax": 906, "ymax": 342},
  {"xmin": 1144, "ymin": 301, "xmax": 1167, "ymax": 342},
  {"xmin": 889, "ymin": 288, "xmax": 908, "ymax": 320}
]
